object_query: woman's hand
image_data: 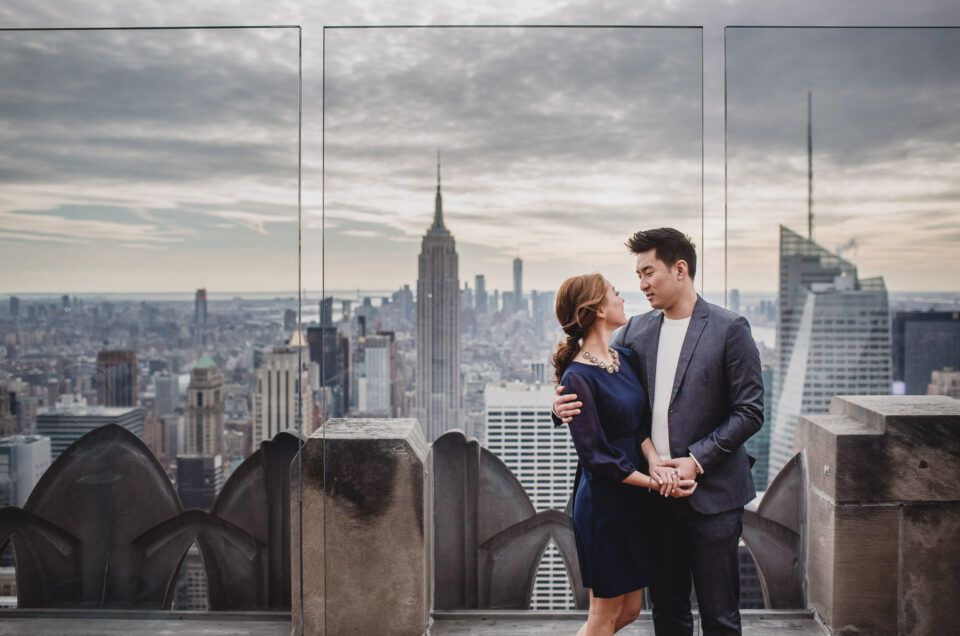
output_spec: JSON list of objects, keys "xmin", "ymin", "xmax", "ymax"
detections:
[{"xmin": 650, "ymin": 464, "xmax": 679, "ymax": 497}]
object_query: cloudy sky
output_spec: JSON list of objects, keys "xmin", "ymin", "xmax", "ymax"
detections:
[{"xmin": 1, "ymin": 1, "xmax": 958, "ymax": 297}]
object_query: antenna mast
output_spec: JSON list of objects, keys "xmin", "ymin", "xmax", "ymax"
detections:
[{"xmin": 808, "ymin": 90, "xmax": 813, "ymax": 241}]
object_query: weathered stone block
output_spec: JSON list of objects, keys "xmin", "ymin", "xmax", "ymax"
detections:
[
  {"xmin": 831, "ymin": 505, "xmax": 899, "ymax": 634},
  {"xmin": 829, "ymin": 396, "xmax": 960, "ymax": 504},
  {"xmin": 804, "ymin": 489, "xmax": 835, "ymax": 622},
  {"xmin": 796, "ymin": 396, "xmax": 960, "ymax": 635},
  {"xmin": 901, "ymin": 503, "xmax": 960, "ymax": 635},
  {"xmin": 291, "ymin": 419, "xmax": 431, "ymax": 636}
]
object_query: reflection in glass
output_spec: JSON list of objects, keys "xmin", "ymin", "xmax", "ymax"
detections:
[
  {"xmin": 0, "ymin": 28, "xmax": 301, "ymax": 613},
  {"xmin": 725, "ymin": 27, "xmax": 960, "ymax": 486},
  {"xmin": 319, "ymin": 27, "xmax": 702, "ymax": 611}
]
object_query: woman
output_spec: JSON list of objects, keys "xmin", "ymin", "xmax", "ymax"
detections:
[{"xmin": 553, "ymin": 273, "xmax": 696, "ymax": 636}]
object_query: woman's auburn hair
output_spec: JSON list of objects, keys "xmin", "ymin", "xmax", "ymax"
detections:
[{"xmin": 552, "ymin": 273, "xmax": 606, "ymax": 384}]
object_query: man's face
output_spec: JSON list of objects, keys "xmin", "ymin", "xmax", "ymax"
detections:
[{"xmin": 635, "ymin": 249, "xmax": 679, "ymax": 310}]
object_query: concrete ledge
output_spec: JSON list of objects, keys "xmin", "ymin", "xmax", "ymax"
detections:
[{"xmin": 0, "ymin": 609, "xmax": 289, "ymax": 620}]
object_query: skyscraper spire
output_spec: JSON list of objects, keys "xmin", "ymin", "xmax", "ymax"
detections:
[
  {"xmin": 431, "ymin": 150, "xmax": 447, "ymax": 233},
  {"xmin": 808, "ymin": 90, "xmax": 814, "ymax": 241}
]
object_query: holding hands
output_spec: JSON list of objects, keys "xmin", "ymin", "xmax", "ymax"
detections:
[
  {"xmin": 556, "ymin": 384, "xmax": 699, "ymax": 498},
  {"xmin": 651, "ymin": 462, "xmax": 697, "ymax": 498}
]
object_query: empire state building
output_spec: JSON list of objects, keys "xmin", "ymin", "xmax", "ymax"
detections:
[{"xmin": 415, "ymin": 156, "xmax": 465, "ymax": 442}]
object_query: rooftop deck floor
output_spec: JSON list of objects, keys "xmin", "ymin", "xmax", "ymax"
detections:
[
  {"xmin": 430, "ymin": 610, "xmax": 826, "ymax": 635},
  {"xmin": 0, "ymin": 609, "xmax": 826, "ymax": 635}
]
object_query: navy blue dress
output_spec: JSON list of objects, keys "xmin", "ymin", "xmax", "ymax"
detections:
[{"xmin": 561, "ymin": 346, "xmax": 654, "ymax": 598}]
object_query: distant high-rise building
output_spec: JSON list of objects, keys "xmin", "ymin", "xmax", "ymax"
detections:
[
  {"xmin": 194, "ymin": 288, "xmax": 207, "ymax": 325},
  {"xmin": 0, "ymin": 435, "xmax": 51, "ymax": 507},
  {"xmin": 96, "ymin": 350, "xmax": 137, "ymax": 407},
  {"xmin": 155, "ymin": 372, "xmax": 179, "ymax": 416},
  {"xmin": 738, "ymin": 545, "xmax": 765, "ymax": 609},
  {"xmin": 745, "ymin": 366, "xmax": 773, "ymax": 491},
  {"xmin": 284, "ymin": 308, "xmax": 297, "ymax": 333},
  {"xmin": 928, "ymin": 367, "xmax": 960, "ymax": 398},
  {"xmin": 253, "ymin": 333, "xmax": 314, "ymax": 446},
  {"xmin": 415, "ymin": 155, "xmax": 464, "ymax": 441},
  {"xmin": 307, "ymin": 325, "xmax": 346, "ymax": 418},
  {"xmin": 16, "ymin": 397, "xmax": 37, "ymax": 435},
  {"xmin": 484, "ymin": 382, "xmax": 577, "ymax": 609},
  {"xmin": 185, "ymin": 354, "xmax": 225, "ymax": 456},
  {"xmin": 730, "ymin": 288, "xmax": 741, "ymax": 315},
  {"xmin": 769, "ymin": 226, "xmax": 891, "ymax": 482},
  {"xmin": 460, "ymin": 281, "xmax": 473, "ymax": 312},
  {"xmin": 513, "ymin": 257, "xmax": 523, "ymax": 313},
  {"xmin": 0, "ymin": 386, "xmax": 16, "ymax": 437},
  {"xmin": 391, "ymin": 285, "xmax": 415, "ymax": 324},
  {"xmin": 174, "ymin": 544, "xmax": 208, "ymax": 610},
  {"xmin": 320, "ymin": 297, "xmax": 335, "ymax": 328},
  {"xmin": 36, "ymin": 395, "xmax": 145, "ymax": 459},
  {"xmin": 357, "ymin": 333, "xmax": 396, "ymax": 416},
  {"xmin": 8, "ymin": 297, "xmax": 19, "ymax": 319},
  {"xmin": 177, "ymin": 454, "xmax": 223, "ymax": 511},
  {"xmin": 475, "ymin": 275, "xmax": 488, "ymax": 313},
  {"xmin": 892, "ymin": 311, "xmax": 960, "ymax": 395}
]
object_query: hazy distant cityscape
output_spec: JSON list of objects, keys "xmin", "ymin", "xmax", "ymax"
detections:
[{"xmin": 3, "ymin": 169, "xmax": 960, "ymax": 608}]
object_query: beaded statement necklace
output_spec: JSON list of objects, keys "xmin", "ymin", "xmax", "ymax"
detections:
[{"xmin": 581, "ymin": 347, "xmax": 620, "ymax": 374}]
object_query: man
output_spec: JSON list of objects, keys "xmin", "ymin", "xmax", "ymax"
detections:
[{"xmin": 554, "ymin": 228, "xmax": 763, "ymax": 635}]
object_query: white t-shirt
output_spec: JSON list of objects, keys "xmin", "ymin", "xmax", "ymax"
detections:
[{"xmin": 651, "ymin": 315, "xmax": 691, "ymax": 460}]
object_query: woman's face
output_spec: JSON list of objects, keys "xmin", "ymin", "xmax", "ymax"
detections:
[{"xmin": 601, "ymin": 279, "xmax": 627, "ymax": 328}]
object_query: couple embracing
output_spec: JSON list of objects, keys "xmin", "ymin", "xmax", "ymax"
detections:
[{"xmin": 552, "ymin": 228, "xmax": 764, "ymax": 636}]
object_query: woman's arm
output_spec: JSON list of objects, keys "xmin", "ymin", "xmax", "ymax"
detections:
[{"xmin": 563, "ymin": 373, "xmax": 637, "ymax": 483}]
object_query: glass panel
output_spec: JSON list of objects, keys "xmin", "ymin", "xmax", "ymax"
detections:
[
  {"xmin": 0, "ymin": 27, "xmax": 301, "ymax": 615},
  {"xmin": 319, "ymin": 26, "xmax": 702, "ymax": 620},
  {"xmin": 726, "ymin": 26, "xmax": 960, "ymax": 488}
]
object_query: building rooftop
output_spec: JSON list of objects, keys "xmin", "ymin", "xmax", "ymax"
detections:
[
  {"xmin": 194, "ymin": 353, "xmax": 217, "ymax": 369},
  {"xmin": 0, "ymin": 435, "xmax": 48, "ymax": 447}
]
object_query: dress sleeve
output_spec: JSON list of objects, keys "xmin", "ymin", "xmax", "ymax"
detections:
[{"xmin": 562, "ymin": 372, "xmax": 637, "ymax": 483}]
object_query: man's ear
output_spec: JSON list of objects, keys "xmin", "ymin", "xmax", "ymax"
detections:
[{"xmin": 675, "ymin": 259, "xmax": 689, "ymax": 280}]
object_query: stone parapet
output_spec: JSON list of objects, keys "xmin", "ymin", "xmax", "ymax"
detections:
[
  {"xmin": 291, "ymin": 418, "xmax": 431, "ymax": 636},
  {"xmin": 794, "ymin": 395, "xmax": 960, "ymax": 635}
]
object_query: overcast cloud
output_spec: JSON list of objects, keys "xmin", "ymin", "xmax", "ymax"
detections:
[{"xmin": 0, "ymin": 0, "xmax": 958, "ymax": 295}]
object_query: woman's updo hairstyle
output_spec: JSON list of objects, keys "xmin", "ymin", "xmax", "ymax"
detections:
[{"xmin": 552, "ymin": 273, "xmax": 607, "ymax": 383}]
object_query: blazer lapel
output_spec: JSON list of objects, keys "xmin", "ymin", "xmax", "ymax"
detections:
[
  {"xmin": 643, "ymin": 312, "xmax": 663, "ymax": 412},
  {"xmin": 669, "ymin": 297, "xmax": 708, "ymax": 406}
]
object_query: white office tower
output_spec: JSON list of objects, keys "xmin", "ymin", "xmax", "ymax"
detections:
[
  {"xmin": 415, "ymin": 156, "xmax": 465, "ymax": 441},
  {"xmin": 253, "ymin": 332, "xmax": 314, "ymax": 446},
  {"xmin": 484, "ymin": 382, "xmax": 577, "ymax": 610},
  {"xmin": 769, "ymin": 226, "xmax": 891, "ymax": 482},
  {"xmin": 0, "ymin": 435, "xmax": 51, "ymax": 507},
  {"xmin": 360, "ymin": 334, "xmax": 392, "ymax": 416}
]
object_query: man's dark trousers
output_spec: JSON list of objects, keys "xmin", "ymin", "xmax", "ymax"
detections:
[{"xmin": 649, "ymin": 493, "xmax": 745, "ymax": 635}]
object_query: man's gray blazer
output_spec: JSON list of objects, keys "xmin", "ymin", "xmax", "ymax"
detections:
[{"xmin": 611, "ymin": 295, "xmax": 764, "ymax": 515}]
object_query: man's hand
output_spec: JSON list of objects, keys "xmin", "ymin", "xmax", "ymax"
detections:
[
  {"xmin": 553, "ymin": 385, "xmax": 581, "ymax": 423},
  {"xmin": 673, "ymin": 479, "xmax": 698, "ymax": 498},
  {"xmin": 659, "ymin": 456, "xmax": 698, "ymax": 482}
]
